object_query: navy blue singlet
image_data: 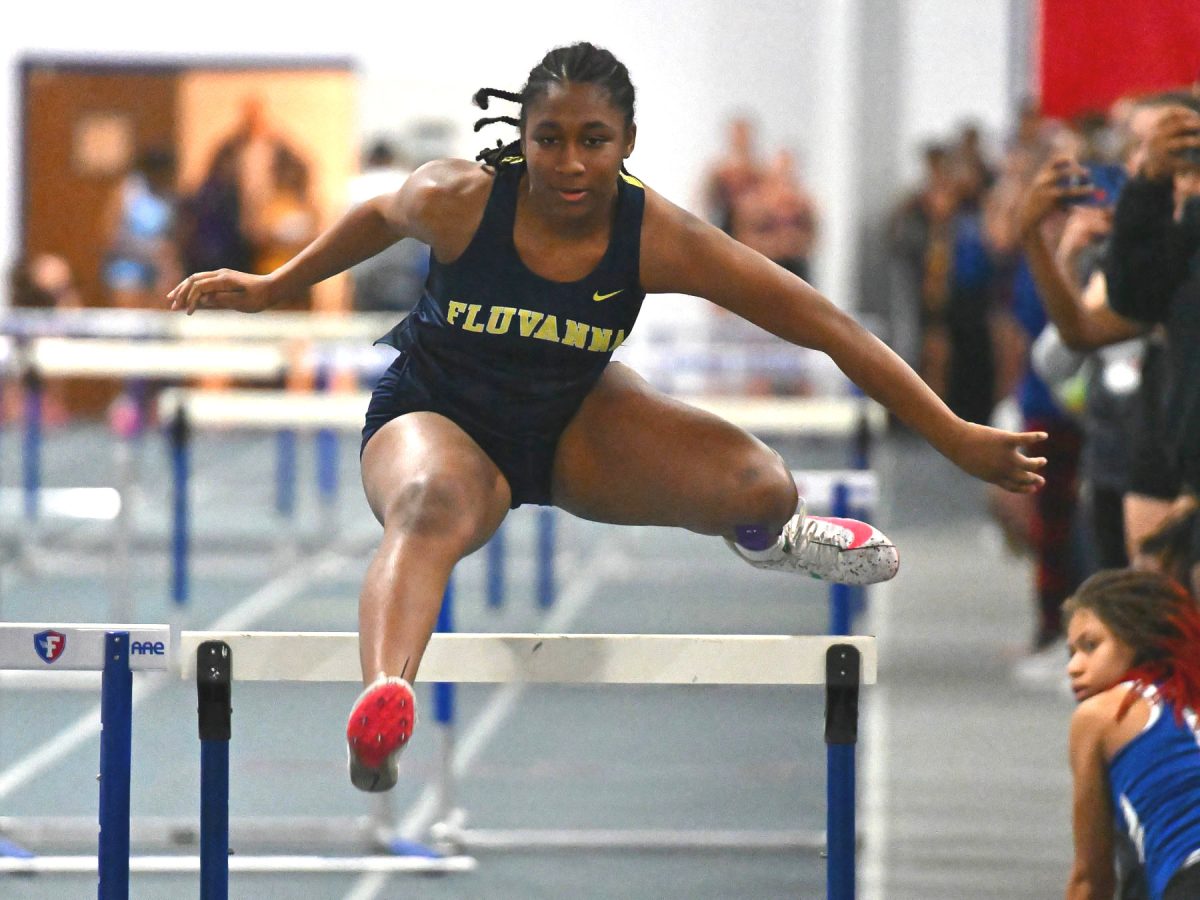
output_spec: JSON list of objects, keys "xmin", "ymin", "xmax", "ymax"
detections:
[{"xmin": 363, "ymin": 159, "xmax": 648, "ymax": 507}]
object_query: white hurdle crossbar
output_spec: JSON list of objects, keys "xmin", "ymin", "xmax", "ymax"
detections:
[
  {"xmin": 157, "ymin": 387, "xmax": 885, "ymax": 436},
  {"xmin": 0, "ymin": 308, "xmax": 400, "ymax": 342},
  {"xmin": 177, "ymin": 631, "xmax": 874, "ymax": 900},
  {"xmin": 178, "ymin": 631, "xmax": 876, "ymax": 684}
]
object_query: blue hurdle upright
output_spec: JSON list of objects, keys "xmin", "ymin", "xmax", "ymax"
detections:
[{"xmin": 0, "ymin": 623, "xmax": 171, "ymax": 899}]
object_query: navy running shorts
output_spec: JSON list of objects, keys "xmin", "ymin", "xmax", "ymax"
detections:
[{"xmin": 361, "ymin": 352, "xmax": 560, "ymax": 509}]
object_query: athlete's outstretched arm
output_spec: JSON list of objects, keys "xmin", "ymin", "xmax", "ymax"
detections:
[
  {"xmin": 639, "ymin": 190, "xmax": 1047, "ymax": 493},
  {"xmin": 167, "ymin": 159, "xmax": 479, "ymax": 314}
]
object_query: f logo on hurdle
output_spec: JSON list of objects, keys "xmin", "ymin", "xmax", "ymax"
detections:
[{"xmin": 34, "ymin": 629, "xmax": 67, "ymax": 664}]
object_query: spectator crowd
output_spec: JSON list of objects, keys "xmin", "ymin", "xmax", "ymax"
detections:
[{"xmin": 881, "ymin": 86, "xmax": 1200, "ymax": 676}]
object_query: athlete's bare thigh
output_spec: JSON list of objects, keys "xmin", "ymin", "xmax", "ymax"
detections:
[
  {"xmin": 551, "ymin": 362, "xmax": 795, "ymax": 535},
  {"xmin": 362, "ymin": 411, "xmax": 511, "ymax": 553}
]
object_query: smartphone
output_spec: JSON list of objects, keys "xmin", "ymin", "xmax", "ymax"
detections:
[
  {"xmin": 1088, "ymin": 164, "xmax": 1128, "ymax": 205},
  {"xmin": 1056, "ymin": 170, "xmax": 1094, "ymax": 206},
  {"xmin": 1058, "ymin": 164, "xmax": 1126, "ymax": 206}
]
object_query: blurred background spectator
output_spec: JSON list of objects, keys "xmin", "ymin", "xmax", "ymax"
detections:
[
  {"xmin": 729, "ymin": 148, "xmax": 819, "ymax": 283},
  {"xmin": 696, "ymin": 119, "xmax": 822, "ymax": 396},
  {"xmin": 248, "ymin": 145, "xmax": 320, "ymax": 309},
  {"xmin": 6, "ymin": 253, "xmax": 83, "ymax": 425},
  {"xmin": 181, "ymin": 142, "xmax": 253, "ymax": 276},
  {"xmin": 99, "ymin": 146, "xmax": 181, "ymax": 309},
  {"xmin": 889, "ymin": 139, "xmax": 998, "ymax": 425},
  {"xmin": 702, "ymin": 115, "xmax": 764, "ymax": 236}
]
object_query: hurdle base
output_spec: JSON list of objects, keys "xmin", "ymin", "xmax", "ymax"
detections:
[
  {"xmin": 431, "ymin": 826, "xmax": 830, "ymax": 853},
  {"xmin": 0, "ymin": 853, "xmax": 477, "ymax": 875},
  {"xmin": 0, "ymin": 837, "xmax": 33, "ymax": 859},
  {"xmin": 1, "ymin": 815, "xmax": 389, "ymax": 853}
]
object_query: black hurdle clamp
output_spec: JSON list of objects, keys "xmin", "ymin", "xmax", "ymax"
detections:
[
  {"xmin": 197, "ymin": 640, "xmax": 232, "ymax": 742},
  {"xmin": 168, "ymin": 401, "xmax": 191, "ymax": 446},
  {"xmin": 824, "ymin": 643, "xmax": 861, "ymax": 745}
]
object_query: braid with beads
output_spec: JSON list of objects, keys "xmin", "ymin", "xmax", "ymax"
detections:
[{"xmin": 473, "ymin": 42, "xmax": 636, "ymax": 172}]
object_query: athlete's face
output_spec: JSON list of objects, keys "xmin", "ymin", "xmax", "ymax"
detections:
[
  {"xmin": 1066, "ymin": 608, "xmax": 1137, "ymax": 703},
  {"xmin": 522, "ymin": 81, "xmax": 636, "ymax": 216}
]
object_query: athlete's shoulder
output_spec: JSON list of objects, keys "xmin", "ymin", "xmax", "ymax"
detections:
[
  {"xmin": 393, "ymin": 158, "xmax": 495, "ymax": 249},
  {"xmin": 404, "ymin": 159, "xmax": 494, "ymax": 213},
  {"xmin": 638, "ymin": 184, "xmax": 742, "ymax": 293}
]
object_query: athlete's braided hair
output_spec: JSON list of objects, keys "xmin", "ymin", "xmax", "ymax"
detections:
[
  {"xmin": 473, "ymin": 42, "xmax": 636, "ymax": 170},
  {"xmin": 1063, "ymin": 569, "xmax": 1200, "ymax": 724}
]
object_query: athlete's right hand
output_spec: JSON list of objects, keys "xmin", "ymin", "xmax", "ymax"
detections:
[
  {"xmin": 167, "ymin": 269, "xmax": 273, "ymax": 315},
  {"xmin": 944, "ymin": 421, "xmax": 1048, "ymax": 494}
]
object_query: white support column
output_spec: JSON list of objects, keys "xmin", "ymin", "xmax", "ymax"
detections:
[{"xmin": 811, "ymin": 0, "xmax": 864, "ymax": 310}]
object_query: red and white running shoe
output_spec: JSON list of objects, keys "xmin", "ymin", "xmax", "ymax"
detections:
[
  {"xmin": 346, "ymin": 676, "xmax": 416, "ymax": 793},
  {"xmin": 726, "ymin": 501, "xmax": 899, "ymax": 585}
]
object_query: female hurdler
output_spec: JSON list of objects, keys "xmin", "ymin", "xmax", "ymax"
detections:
[{"xmin": 168, "ymin": 43, "xmax": 1047, "ymax": 791}]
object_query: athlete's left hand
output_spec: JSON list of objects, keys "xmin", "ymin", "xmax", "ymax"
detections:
[{"xmin": 945, "ymin": 422, "xmax": 1048, "ymax": 493}]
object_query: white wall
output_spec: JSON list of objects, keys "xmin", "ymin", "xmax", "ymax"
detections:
[
  {"xmin": 897, "ymin": 0, "xmax": 1016, "ymax": 185},
  {"xmin": 3, "ymin": 0, "xmax": 1019, "ymax": 312}
]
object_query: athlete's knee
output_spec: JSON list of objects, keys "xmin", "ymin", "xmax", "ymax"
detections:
[
  {"xmin": 382, "ymin": 474, "xmax": 486, "ymax": 543},
  {"xmin": 726, "ymin": 449, "xmax": 796, "ymax": 525}
]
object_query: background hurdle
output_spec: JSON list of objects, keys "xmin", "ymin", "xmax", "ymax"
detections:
[
  {"xmin": 0, "ymin": 308, "xmax": 401, "ymax": 342},
  {"xmin": 0, "ymin": 327, "xmax": 397, "ymax": 619},
  {"xmin": 178, "ymin": 630, "xmax": 875, "ymax": 899},
  {"xmin": 0, "ymin": 623, "xmax": 172, "ymax": 899},
  {"xmin": 0, "ymin": 307, "xmax": 396, "ymax": 530}
]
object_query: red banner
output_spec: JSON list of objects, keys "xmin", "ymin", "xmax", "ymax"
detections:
[{"xmin": 1039, "ymin": 0, "xmax": 1200, "ymax": 119}]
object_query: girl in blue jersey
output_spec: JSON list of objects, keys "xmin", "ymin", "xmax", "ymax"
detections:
[
  {"xmin": 169, "ymin": 42, "xmax": 1048, "ymax": 792},
  {"xmin": 1065, "ymin": 569, "xmax": 1200, "ymax": 899}
]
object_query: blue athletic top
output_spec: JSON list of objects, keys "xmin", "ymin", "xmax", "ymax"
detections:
[
  {"xmin": 376, "ymin": 159, "xmax": 647, "ymax": 441},
  {"xmin": 1010, "ymin": 256, "xmax": 1065, "ymax": 423},
  {"xmin": 1109, "ymin": 683, "xmax": 1200, "ymax": 899}
]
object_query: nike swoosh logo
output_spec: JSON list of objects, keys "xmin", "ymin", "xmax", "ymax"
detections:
[
  {"xmin": 593, "ymin": 289, "xmax": 623, "ymax": 302},
  {"xmin": 821, "ymin": 517, "xmax": 880, "ymax": 550}
]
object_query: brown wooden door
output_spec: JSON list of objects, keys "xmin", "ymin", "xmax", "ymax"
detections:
[{"xmin": 22, "ymin": 61, "xmax": 179, "ymax": 309}]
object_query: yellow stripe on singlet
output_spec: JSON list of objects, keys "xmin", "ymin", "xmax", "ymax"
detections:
[{"xmin": 620, "ymin": 171, "xmax": 645, "ymax": 188}]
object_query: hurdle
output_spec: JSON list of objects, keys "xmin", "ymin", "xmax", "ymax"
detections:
[
  {"xmin": 10, "ymin": 338, "xmax": 285, "ymax": 528},
  {"xmin": 1, "ymin": 311, "xmax": 401, "ymax": 526},
  {"xmin": 178, "ymin": 630, "xmax": 874, "ymax": 899},
  {"xmin": 0, "ymin": 622, "xmax": 172, "ymax": 899},
  {"xmin": 3, "ymin": 336, "xmax": 397, "ymax": 619},
  {"xmin": 0, "ymin": 627, "xmax": 874, "ymax": 898},
  {"xmin": 0, "ymin": 308, "xmax": 400, "ymax": 342}
]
